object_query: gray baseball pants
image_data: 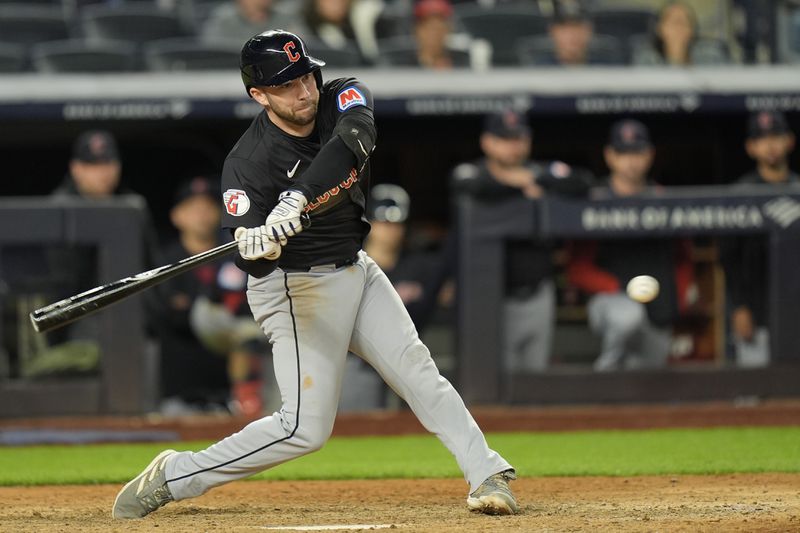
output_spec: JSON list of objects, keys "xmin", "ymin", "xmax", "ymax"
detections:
[
  {"xmin": 588, "ymin": 292, "xmax": 672, "ymax": 371},
  {"xmin": 165, "ymin": 251, "xmax": 511, "ymax": 498}
]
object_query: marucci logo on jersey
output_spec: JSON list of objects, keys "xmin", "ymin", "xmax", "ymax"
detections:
[
  {"xmin": 337, "ymin": 87, "xmax": 366, "ymax": 112},
  {"xmin": 223, "ymin": 189, "xmax": 251, "ymax": 216},
  {"xmin": 305, "ymin": 168, "xmax": 359, "ymax": 212}
]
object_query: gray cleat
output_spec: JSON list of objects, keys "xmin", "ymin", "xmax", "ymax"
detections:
[
  {"xmin": 112, "ymin": 449, "xmax": 176, "ymax": 519},
  {"xmin": 467, "ymin": 469, "xmax": 519, "ymax": 515}
]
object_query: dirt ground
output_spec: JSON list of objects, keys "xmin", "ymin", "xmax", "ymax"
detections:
[
  {"xmin": 2, "ymin": 400, "xmax": 799, "ymax": 532},
  {"xmin": 0, "ymin": 474, "xmax": 798, "ymax": 533}
]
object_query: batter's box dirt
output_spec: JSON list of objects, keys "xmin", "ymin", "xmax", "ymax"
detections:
[{"xmin": 0, "ymin": 475, "xmax": 798, "ymax": 532}]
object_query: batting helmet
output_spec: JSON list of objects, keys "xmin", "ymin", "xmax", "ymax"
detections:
[{"xmin": 240, "ymin": 30, "xmax": 325, "ymax": 96}]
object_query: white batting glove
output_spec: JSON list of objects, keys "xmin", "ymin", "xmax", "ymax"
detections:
[
  {"xmin": 265, "ymin": 190, "xmax": 308, "ymax": 245},
  {"xmin": 235, "ymin": 226, "xmax": 282, "ymax": 261}
]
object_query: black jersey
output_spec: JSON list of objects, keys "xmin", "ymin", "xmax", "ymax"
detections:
[{"xmin": 221, "ymin": 77, "xmax": 373, "ymax": 272}]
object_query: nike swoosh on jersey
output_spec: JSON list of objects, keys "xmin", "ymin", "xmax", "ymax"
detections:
[{"xmin": 287, "ymin": 159, "xmax": 301, "ymax": 178}]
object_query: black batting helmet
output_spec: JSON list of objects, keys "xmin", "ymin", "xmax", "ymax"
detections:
[{"xmin": 240, "ymin": 30, "xmax": 325, "ymax": 96}]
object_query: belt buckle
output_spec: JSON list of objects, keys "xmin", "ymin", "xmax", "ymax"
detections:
[{"xmin": 308, "ymin": 263, "xmax": 338, "ymax": 273}]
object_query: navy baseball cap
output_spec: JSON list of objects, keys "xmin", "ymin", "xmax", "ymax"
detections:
[
  {"xmin": 174, "ymin": 175, "xmax": 220, "ymax": 205},
  {"xmin": 747, "ymin": 111, "xmax": 791, "ymax": 139},
  {"xmin": 483, "ymin": 109, "xmax": 532, "ymax": 139},
  {"xmin": 72, "ymin": 130, "xmax": 119, "ymax": 163},
  {"xmin": 368, "ymin": 184, "xmax": 410, "ymax": 223},
  {"xmin": 552, "ymin": 0, "xmax": 590, "ymax": 23},
  {"xmin": 608, "ymin": 119, "xmax": 653, "ymax": 152}
]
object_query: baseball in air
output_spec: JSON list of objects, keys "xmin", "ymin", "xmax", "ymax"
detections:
[{"xmin": 626, "ymin": 275, "xmax": 660, "ymax": 303}]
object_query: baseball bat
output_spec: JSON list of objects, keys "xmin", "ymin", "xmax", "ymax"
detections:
[
  {"xmin": 30, "ymin": 214, "xmax": 310, "ymax": 333},
  {"xmin": 29, "ymin": 240, "xmax": 239, "ymax": 333}
]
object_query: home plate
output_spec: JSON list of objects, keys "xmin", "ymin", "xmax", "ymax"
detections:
[{"xmin": 255, "ymin": 525, "xmax": 397, "ymax": 531}]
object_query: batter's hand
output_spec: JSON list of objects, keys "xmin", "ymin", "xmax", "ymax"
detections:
[
  {"xmin": 235, "ymin": 226, "xmax": 282, "ymax": 261},
  {"xmin": 265, "ymin": 190, "xmax": 308, "ymax": 245}
]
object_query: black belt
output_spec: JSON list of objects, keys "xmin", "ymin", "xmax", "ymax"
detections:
[{"xmin": 280, "ymin": 256, "xmax": 358, "ymax": 273}]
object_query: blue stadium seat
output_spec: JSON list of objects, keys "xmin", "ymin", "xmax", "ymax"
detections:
[
  {"xmin": 176, "ymin": 0, "xmax": 227, "ymax": 34},
  {"xmin": 31, "ymin": 39, "xmax": 138, "ymax": 72},
  {"xmin": 374, "ymin": 5, "xmax": 414, "ymax": 40},
  {"xmin": 454, "ymin": 4, "xmax": 548, "ymax": 66},
  {"xmin": 144, "ymin": 38, "xmax": 239, "ymax": 71},
  {"xmin": 0, "ymin": 5, "xmax": 69, "ymax": 46},
  {"xmin": 0, "ymin": 42, "xmax": 26, "ymax": 72},
  {"xmin": 516, "ymin": 34, "xmax": 627, "ymax": 66},
  {"xmin": 591, "ymin": 8, "xmax": 657, "ymax": 46},
  {"xmin": 0, "ymin": 0, "xmax": 62, "ymax": 4},
  {"xmin": 81, "ymin": 5, "xmax": 188, "ymax": 46},
  {"xmin": 303, "ymin": 38, "xmax": 366, "ymax": 68},
  {"xmin": 376, "ymin": 36, "xmax": 471, "ymax": 68}
]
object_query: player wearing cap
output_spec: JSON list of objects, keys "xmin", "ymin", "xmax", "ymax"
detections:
[
  {"xmin": 452, "ymin": 109, "xmax": 592, "ymax": 373},
  {"xmin": 721, "ymin": 111, "xmax": 799, "ymax": 367},
  {"xmin": 46, "ymin": 131, "xmax": 158, "ymax": 350},
  {"xmin": 53, "ymin": 130, "xmax": 125, "ymax": 199},
  {"xmin": 148, "ymin": 176, "xmax": 272, "ymax": 418},
  {"xmin": 112, "ymin": 29, "xmax": 518, "ymax": 519},
  {"xmin": 567, "ymin": 119, "xmax": 695, "ymax": 371}
]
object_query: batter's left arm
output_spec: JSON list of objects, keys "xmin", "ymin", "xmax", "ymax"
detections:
[{"xmin": 264, "ymin": 81, "xmax": 377, "ymax": 244}]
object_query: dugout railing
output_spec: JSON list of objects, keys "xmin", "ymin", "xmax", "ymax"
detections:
[
  {"xmin": 0, "ymin": 198, "xmax": 153, "ymax": 417},
  {"xmin": 456, "ymin": 186, "xmax": 800, "ymax": 405}
]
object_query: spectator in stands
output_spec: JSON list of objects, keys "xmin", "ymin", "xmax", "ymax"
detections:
[
  {"xmin": 632, "ymin": 0, "xmax": 729, "ymax": 66},
  {"xmin": 376, "ymin": 0, "xmax": 471, "ymax": 69},
  {"xmin": 720, "ymin": 111, "xmax": 799, "ymax": 367},
  {"xmin": 411, "ymin": 0, "xmax": 468, "ymax": 69},
  {"xmin": 529, "ymin": 0, "xmax": 625, "ymax": 66},
  {"xmin": 289, "ymin": 0, "xmax": 381, "ymax": 64},
  {"xmin": 545, "ymin": 0, "xmax": 595, "ymax": 66},
  {"xmin": 567, "ymin": 119, "xmax": 695, "ymax": 372},
  {"xmin": 452, "ymin": 109, "xmax": 592, "ymax": 373},
  {"xmin": 149, "ymin": 176, "xmax": 276, "ymax": 417},
  {"xmin": 202, "ymin": 0, "xmax": 295, "ymax": 44}
]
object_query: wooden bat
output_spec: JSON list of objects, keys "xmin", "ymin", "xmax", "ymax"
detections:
[
  {"xmin": 30, "ymin": 215, "xmax": 309, "ymax": 333},
  {"xmin": 30, "ymin": 240, "xmax": 239, "ymax": 333}
]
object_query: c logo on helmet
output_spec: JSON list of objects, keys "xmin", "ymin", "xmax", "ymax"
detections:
[{"xmin": 283, "ymin": 41, "xmax": 300, "ymax": 63}]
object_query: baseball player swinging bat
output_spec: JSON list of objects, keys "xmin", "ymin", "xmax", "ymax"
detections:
[{"xmin": 29, "ymin": 214, "xmax": 310, "ymax": 333}]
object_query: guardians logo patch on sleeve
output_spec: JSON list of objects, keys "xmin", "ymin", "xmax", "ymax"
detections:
[
  {"xmin": 337, "ymin": 87, "xmax": 366, "ymax": 112},
  {"xmin": 223, "ymin": 189, "xmax": 250, "ymax": 216}
]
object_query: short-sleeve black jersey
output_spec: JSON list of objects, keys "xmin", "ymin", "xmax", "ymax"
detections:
[{"xmin": 221, "ymin": 77, "xmax": 372, "ymax": 272}]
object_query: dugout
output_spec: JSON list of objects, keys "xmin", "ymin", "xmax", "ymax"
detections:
[{"xmin": 1, "ymin": 68, "xmax": 800, "ymax": 415}]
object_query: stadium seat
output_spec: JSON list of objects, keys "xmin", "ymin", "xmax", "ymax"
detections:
[
  {"xmin": 303, "ymin": 38, "xmax": 366, "ymax": 68},
  {"xmin": 791, "ymin": 11, "xmax": 800, "ymax": 56},
  {"xmin": 144, "ymin": 38, "xmax": 239, "ymax": 71},
  {"xmin": 377, "ymin": 37, "xmax": 472, "ymax": 68},
  {"xmin": 0, "ymin": 0, "xmax": 62, "ymax": 4},
  {"xmin": 453, "ymin": 4, "xmax": 548, "ymax": 66},
  {"xmin": 81, "ymin": 5, "xmax": 187, "ymax": 46},
  {"xmin": 176, "ymin": 0, "xmax": 227, "ymax": 34},
  {"xmin": 0, "ymin": 5, "xmax": 69, "ymax": 46},
  {"xmin": 31, "ymin": 39, "xmax": 138, "ymax": 73},
  {"xmin": 374, "ymin": 6, "xmax": 414, "ymax": 40},
  {"xmin": 0, "ymin": 42, "xmax": 26, "ymax": 72},
  {"xmin": 591, "ymin": 8, "xmax": 657, "ymax": 45},
  {"xmin": 516, "ymin": 34, "xmax": 627, "ymax": 66}
]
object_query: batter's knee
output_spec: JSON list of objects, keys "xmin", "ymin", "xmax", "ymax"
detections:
[{"xmin": 291, "ymin": 419, "xmax": 335, "ymax": 453}]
